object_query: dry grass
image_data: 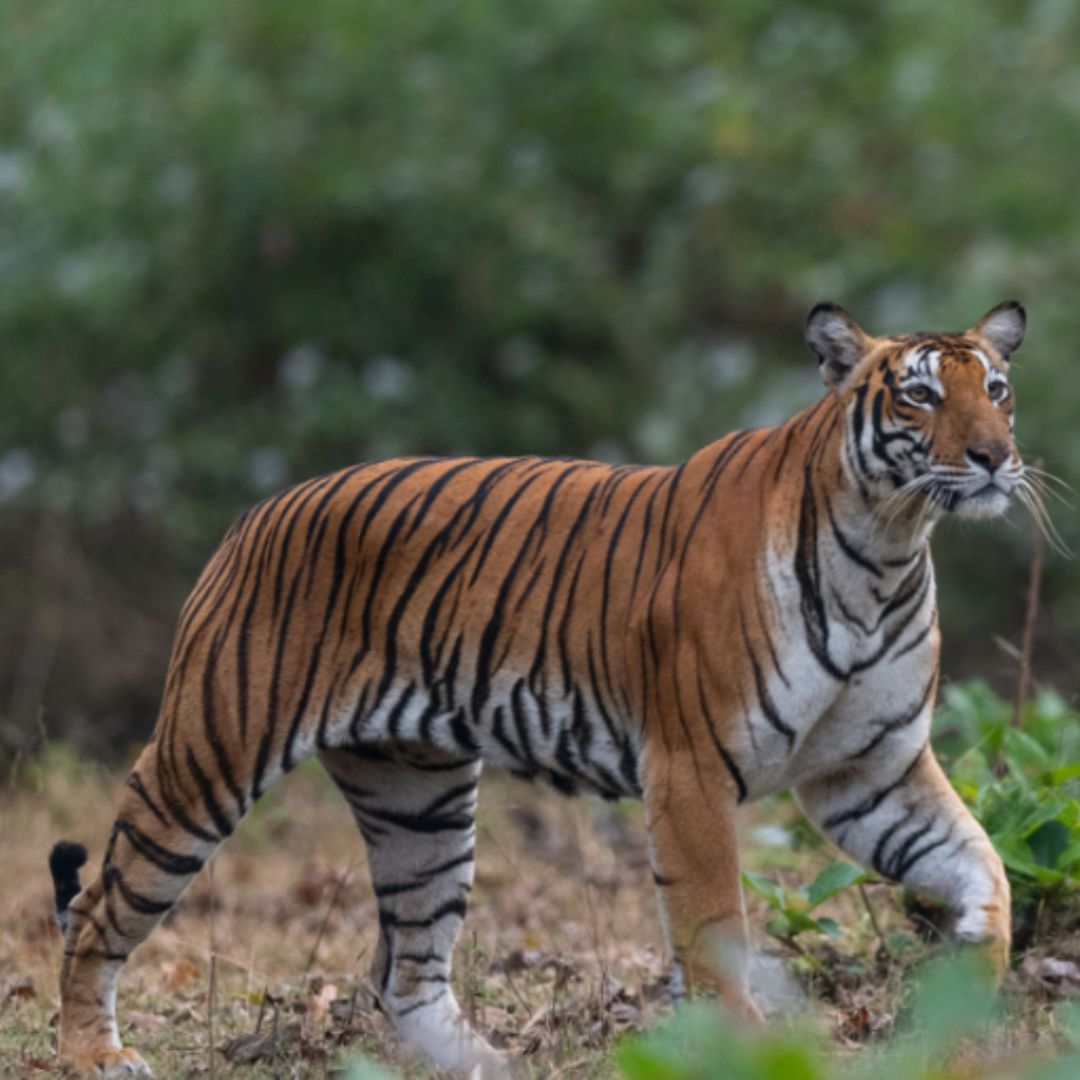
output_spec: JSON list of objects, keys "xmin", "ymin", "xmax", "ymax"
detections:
[{"xmin": 0, "ymin": 749, "xmax": 1074, "ymax": 1078}]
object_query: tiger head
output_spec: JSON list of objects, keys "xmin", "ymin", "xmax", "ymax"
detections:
[{"xmin": 805, "ymin": 301, "xmax": 1026, "ymax": 520}]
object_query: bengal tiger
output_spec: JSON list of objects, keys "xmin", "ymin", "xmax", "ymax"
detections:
[{"xmin": 50, "ymin": 301, "xmax": 1030, "ymax": 1077}]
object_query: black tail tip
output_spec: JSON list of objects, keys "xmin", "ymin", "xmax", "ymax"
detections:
[{"xmin": 49, "ymin": 841, "xmax": 88, "ymax": 914}]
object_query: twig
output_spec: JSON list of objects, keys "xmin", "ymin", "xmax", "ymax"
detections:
[
  {"xmin": 859, "ymin": 883, "xmax": 892, "ymax": 961},
  {"xmin": 780, "ymin": 934, "xmax": 840, "ymax": 996},
  {"xmin": 254, "ymin": 983, "xmax": 268, "ymax": 1034},
  {"xmin": 271, "ymin": 1002, "xmax": 281, "ymax": 1079},
  {"xmin": 208, "ymin": 953, "xmax": 218, "ymax": 1080},
  {"xmin": 1013, "ymin": 458, "xmax": 1045, "ymax": 729},
  {"xmin": 499, "ymin": 962, "xmax": 535, "ymax": 1017},
  {"xmin": 207, "ymin": 860, "xmax": 218, "ymax": 1080},
  {"xmin": 302, "ymin": 860, "xmax": 355, "ymax": 988},
  {"xmin": 467, "ymin": 928, "xmax": 479, "ymax": 1030}
]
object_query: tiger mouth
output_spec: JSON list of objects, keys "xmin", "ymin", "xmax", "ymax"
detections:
[{"xmin": 943, "ymin": 480, "xmax": 1014, "ymax": 518}]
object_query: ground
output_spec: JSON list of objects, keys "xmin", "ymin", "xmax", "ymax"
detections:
[{"xmin": 0, "ymin": 749, "xmax": 1075, "ymax": 1078}]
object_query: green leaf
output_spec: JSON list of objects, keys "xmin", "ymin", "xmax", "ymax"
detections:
[
  {"xmin": 1028, "ymin": 820, "xmax": 1071, "ymax": 870},
  {"xmin": 742, "ymin": 871, "xmax": 786, "ymax": 911},
  {"xmin": 1002, "ymin": 726, "xmax": 1053, "ymax": 773},
  {"xmin": 814, "ymin": 916, "xmax": 842, "ymax": 939},
  {"xmin": 346, "ymin": 1058, "xmax": 402, "ymax": 1080},
  {"xmin": 1055, "ymin": 841, "xmax": 1080, "ymax": 871},
  {"xmin": 804, "ymin": 862, "xmax": 870, "ymax": 909},
  {"xmin": 1049, "ymin": 762, "xmax": 1080, "ymax": 785}
]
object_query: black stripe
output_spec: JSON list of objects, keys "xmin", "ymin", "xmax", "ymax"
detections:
[
  {"xmin": 794, "ymin": 462, "xmax": 847, "ymax": 681},
  {"xmin": 355, "ymin": 802, "xmax": 473, "ymax": 835},
  {"xmin": 893, "ymin": 828, "xmax": 953, "ymax": 881},
  {"xmin": 742, "ymin": 621, "xmax": 796, "ymax": 749},
  {"xmin": 378, "ymin": 896, "xmax": 467, "ymax": 930},
  {"xmin": 891, "ymin": 622, "xmax": 934, "ymax": 661},
  {"xmin": 470, "ymin": 466, "xmax": 584, "ymax": 719},
  {"xmin": 825, "ymin": 494, "xmax": 883, "ymax": 578},
  {"xmin": 126, "ymin": 772, "xmax": 168, "ymax": 828},
  {"xmin": 696, "ymin": 668, "xmax": 747, "ymax": 802},
  {"xmin": 114, "ymin": 820, "xmax": 204, "ymax": 877},
  {"xmin": 186, "ymin": 748, "xmax": 235, "ymax": 839},
  {"xmin": 104, "ymin": 867, "xmax": 173, "ymax": 917},
  {"xmin": 885, "ymin": 819, "xmax": 936, "ymax": 879},
  {"xmin": 201, "ymin": 627, "xmax": 247, "ymax": 818},
  {"xmin": 823, "ymin": 746, "xmax": 925, "ymax": 830},
  {"xmin": 870, "ymin": 806, "xmax": 918, "ymax": 875},
  {"xmin": 850, "ymin": 677, "xmax": 935, "ymax": 759}
]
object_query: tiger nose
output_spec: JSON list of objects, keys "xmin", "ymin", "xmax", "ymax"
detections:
[{"xmin": 966, "ymin": 442, "xmax": 1011, "ymax": 474}]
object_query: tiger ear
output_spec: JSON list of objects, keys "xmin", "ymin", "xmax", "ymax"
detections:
[
  {"xmin": 969, "ymin": 300, "xmax": 1026, "ymax": 361},
  {"xmin": 805, "ymin": 303, "xmax": 872, "ymax": 389}
]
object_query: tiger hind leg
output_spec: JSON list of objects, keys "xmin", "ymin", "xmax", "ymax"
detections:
[
  {"xmin": 54, "ymin": 742, "xmax": 240, "ymax": 1077},
  {"xmin": 320, "ymin": 747, "xmax": 505, "ymax": 1075}
]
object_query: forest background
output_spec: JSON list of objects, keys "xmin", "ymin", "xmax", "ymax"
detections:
[{"xmin": 2, "ymin": 0, "xmax": 1078, "ymax": 759}]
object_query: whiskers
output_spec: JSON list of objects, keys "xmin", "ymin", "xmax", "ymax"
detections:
[
  {"xmin": 1015, "ymin": 466, "xmax": 1072, "ymax": 558},
  {"xmin": 866, "ymin": 461, "xmax": 1072, "ymax": 558},
  {"xmin": 870, "ymin": 473, "xmax": 940, "ymax": 539}
]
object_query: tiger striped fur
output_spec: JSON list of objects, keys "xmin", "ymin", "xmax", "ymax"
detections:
[{"xmin": 51, "ymin": 301, "xmax": 1026, "ymax": 1077}]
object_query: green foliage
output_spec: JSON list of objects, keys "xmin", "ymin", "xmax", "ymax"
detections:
[
  {"xmin": 935, "ymin": 682, "xmax": 1080, "ymax": 910},
  {"xmin": 743, "ymin": 861, "xmax": 871, "ymax": 944},
  {"xmin": 617, "ymin": 953, "xmax": 1080, "ymax": 1080},
  {"xmin": 344, "ymin": 1059, "xmax": 400, "ymax": 1080}
]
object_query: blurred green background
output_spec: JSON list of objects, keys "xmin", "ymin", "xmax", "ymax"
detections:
[{"xmin": 2, "ymin": 0, "xmax": 1078, "ymax": 759}]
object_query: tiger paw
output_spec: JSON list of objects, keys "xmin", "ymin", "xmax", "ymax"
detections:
[{"xmin": 69, "ymin": 1046, "xmax": 152, "ymax": 1078}]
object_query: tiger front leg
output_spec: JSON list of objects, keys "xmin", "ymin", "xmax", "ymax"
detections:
[
  {"xmin": 642, "ymin": 746, "xmax": 761, "ymax": 1019},
  {"xmin": 796, "ymin": 743, "xmax": 1011, "ymax": 980}
]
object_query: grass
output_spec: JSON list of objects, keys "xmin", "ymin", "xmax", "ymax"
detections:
[{"xmin": 0, "ymin": 749, "xmax": 1077, "ymax": 1077}]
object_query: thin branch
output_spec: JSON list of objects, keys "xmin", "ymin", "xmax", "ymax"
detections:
[
  {"xmin": 208, "ymin": 859, "xmax": 218, "ymax": 1080},
  {"xmin": 302, "ymin": 859, "xmax": 356, "ymax": 987},
  {"xmin": 859, "ymin": 883, "xmax": 892, "ymax": 961},
  {"xmin": 208, "ymin": 953, "xmax": 218, "ymax": 1080}
]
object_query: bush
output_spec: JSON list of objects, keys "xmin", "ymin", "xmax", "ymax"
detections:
[
  {"xmin": 617, "ymin": 954, "xmax": 1080, "ymax": 1080},
  {"xmin": 935, "ymin": 682, "xmax": 1080, "ymax": 914}
]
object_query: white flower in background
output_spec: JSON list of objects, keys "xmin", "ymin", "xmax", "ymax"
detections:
[
  {"xmin": 279, "ymin": 344, "xmax": 324, "ymax": 391},
  {"xmin": 250, "ymin": 446, "xmax": 288, "ymax": 492},
  {"xmin": 703, "ymin": 341, "xmax": 752, "ymax": 388},
  {"xmin": 55, "ymin": 406, "xmax": 89, "ymax": 450},
  {"xmin": 364, "ymin": 356, "xmax": 413, "ymax": 402},
  {"xmin": 0, "ymin": 448, "xmax": 35, "ymax": 502}
]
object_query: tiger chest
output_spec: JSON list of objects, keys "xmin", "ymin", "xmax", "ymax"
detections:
[{"xmin": 734, "ymin": 548, "xmax": 939, "ymax": 800}]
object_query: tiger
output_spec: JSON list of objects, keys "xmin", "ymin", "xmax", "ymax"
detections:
[{"xmin": 50, "ymin": 300, "xmax": 1028, "ymax": 1078}]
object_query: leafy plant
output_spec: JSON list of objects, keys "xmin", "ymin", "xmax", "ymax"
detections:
[
  {"xmin": 617, "ymin": 953, "xmax": 1080, "ymax": 1080},
  {"xmin": 935, "ymin": 682, "xmax": 1080, "ymax": 911},
  {"xmin": 345, "ymin": 1060, "xmax": 400, "ymax": 1080},
  {"xmin": 742, "ymin": 861, "xmax": 871, "ymax": 945}
]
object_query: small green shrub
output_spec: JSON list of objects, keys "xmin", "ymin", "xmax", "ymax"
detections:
[
  {"xmin": 742, "ymin": 861, "xmax": 870, "ymax": 945},
  {"xmin": 935, "ymin": 682, "xmax": 1080, "ymax": 912},
  {"xmin": 617, "ymin": 953, "xmax": 1080, "ymax": 1080}
]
